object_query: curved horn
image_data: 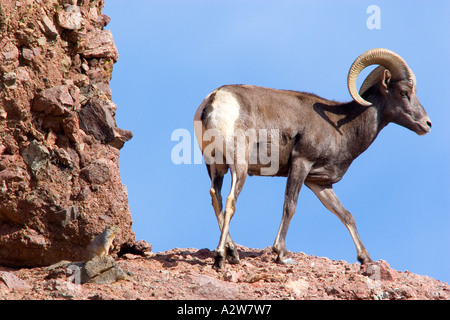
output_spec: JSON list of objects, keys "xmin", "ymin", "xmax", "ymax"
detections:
[
  {"xmin": 359, "ymin": 66, "xmax": 387, "ymax": 95},
  {"xmin": 347, "ymin": 48, "xmax": 416, "ymax": 106}
]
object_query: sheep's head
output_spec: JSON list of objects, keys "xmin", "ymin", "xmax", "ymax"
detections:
[{"xmin": 347, "ymin": 48, "xmax": 432, "ymax": 135}]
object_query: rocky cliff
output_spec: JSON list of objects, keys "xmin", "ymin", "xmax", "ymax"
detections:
[
  {"xmin": 0, "ymin": 246, "xmax": 449, "ymax": 300},
  {"xmin": 0, "ymin": 0, "xmax": 134, "ymax": 267}
]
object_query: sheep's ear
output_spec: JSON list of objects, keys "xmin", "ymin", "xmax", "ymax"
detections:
[{"xmin": 381, "ymin": 69, "xmax": 391, "ymax": 90}]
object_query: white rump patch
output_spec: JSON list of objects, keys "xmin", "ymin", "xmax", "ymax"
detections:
[
  {"xmin": 194, "ymin": 89, "xmax": 241, "ymax": 165},
  {"xmin": 208, "ymin": 89, "xmax": 240, "ymax": 139}
]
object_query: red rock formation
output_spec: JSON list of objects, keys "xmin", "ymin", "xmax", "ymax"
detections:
[
  {"xmin": 0, "ymin": 0, "xmax": 134, "ymax": 267},
  {"xmin": 0, "ymin": 247, "xmax": 449, "ymax": 300}
]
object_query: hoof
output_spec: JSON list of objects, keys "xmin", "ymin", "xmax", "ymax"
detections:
[
  {"xmin": 226, "ymin": 247, "xmax": 240, "ymax": 265},
  {"xmin": 357, "ymin": 255, "xmax": 373, "ymax": 265},
  {"xmin": 213, "ymin": 251, "xmax": 226, "ymax": 270},
  {"xmin": 213, "ymin": 257, "xmax": 225, "ymax": 270},
  {"xmin": 274, "ymin": 248, "xmax": 296, "ymax": 265}
]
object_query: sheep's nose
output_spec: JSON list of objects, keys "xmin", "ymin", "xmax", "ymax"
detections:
[{"xmin": 426, "ymin": 120, "xmax": 432, "ymax": 129}]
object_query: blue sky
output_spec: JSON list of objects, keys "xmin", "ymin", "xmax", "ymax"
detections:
[{"xmin": 103, "ymin": 1, "xmax": 450, "ymax": 283}]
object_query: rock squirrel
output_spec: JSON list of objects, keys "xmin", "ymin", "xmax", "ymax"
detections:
[{"xmin": 85, "ymin": 224, "xmax": 120, "ymax": 261}]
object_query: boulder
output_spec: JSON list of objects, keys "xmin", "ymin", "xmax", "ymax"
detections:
[
  {"xmin": 39, "ymin": 15, "xmax": 59, "ymax": 39},
  {"xmin": 80, "ymin": 255, "xmax": 125, "ymax": 284},
  {"xmin": 80, "ymin": 29, "xmax": 119, "ymax": 62},
  {"xmin": 57, "ymin": 5, "xmax": 84, "ymax": 30},
  {"xmin": 363, "ymin": 260, "xmax": 398, "ymax": 282},
  {"xmin": 78, "ymin": 96, "xmax": 133, "ymax": 149},
  {"xmin": 0, "ymin": 271, "xmax": 32, "ymax": 292},
  {"xmin": 81, "ymin": 159, "xmax": 112, "ymax": 185},
  {"xmin": 32, "ymin": 85, "xmax": 76, "ymax": 116}
]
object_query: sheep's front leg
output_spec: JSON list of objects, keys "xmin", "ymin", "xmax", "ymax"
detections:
[
  {"xmin": 306, "ymin": 182, "xmax": 372, "ymax": 264},
  {"xmin": 273, "ymin": 157, "xmax": 312, "ymax": 264}
]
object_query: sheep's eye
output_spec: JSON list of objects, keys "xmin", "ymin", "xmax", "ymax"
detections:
[{"xmin": 400, "ymin": 91, "xmax": 408, "ymax": 96}]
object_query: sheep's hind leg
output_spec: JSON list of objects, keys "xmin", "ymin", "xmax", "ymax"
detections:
[
  {"xmin": 208, "ymin": 165, "xmax": 240, "ymax": 265},
  {"xmin": 213, "ymin": 164, "xmax": 247, "ymax": 269},
  {"xmin": 210, "ymin": 188, "xmax": 240, "ymax": 264}
]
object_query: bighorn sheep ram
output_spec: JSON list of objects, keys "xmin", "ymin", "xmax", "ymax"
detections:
[{"xmin": 193, "ymin": 48, "xmax": 432, "ymax": 269}]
